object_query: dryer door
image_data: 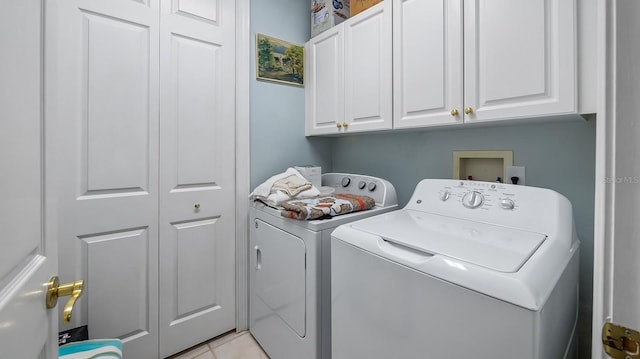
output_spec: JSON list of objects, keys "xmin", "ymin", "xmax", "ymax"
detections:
[{"xmin": 251, "ymin": 219, "xmax": 306, "ymax": 337}]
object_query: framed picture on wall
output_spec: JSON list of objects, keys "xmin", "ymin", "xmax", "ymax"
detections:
[{"xmin": 256, "ymin": 33, "xmax": 304, "ymax": 86}]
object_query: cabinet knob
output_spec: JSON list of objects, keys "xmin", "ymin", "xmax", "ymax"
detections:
[
  {"xmin": 450, "ymin": 109, "xmax": 459, "ymax": 117},
  {"xmin": 194, "ymin": 203, "xmax": 201, "ymax": 209},
  {"xmin": 336, "ymin": 123, "xmax": 343, "ymax": 129},
  {"xmin": 342, "ymin": 122, "xmax": 348, "ymax": 128},
  {"xmin": 464, "ymin": 107, "xmax": 474, "ymax": 115}
]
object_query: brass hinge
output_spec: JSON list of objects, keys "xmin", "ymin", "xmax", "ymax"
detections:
[{"xmin": 603, "ymin": 322, "xmax": 640, "ymax": 358}]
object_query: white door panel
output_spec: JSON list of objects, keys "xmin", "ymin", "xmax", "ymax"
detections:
[
  {"xmin": 51, "ymin": 0, "xmax": 160, "ymax": 357},
  {"xmin": 83, "ymin": 228, "xmax": 153, "ymax": 340},
  {"xmin": 593, "ymin": 2, "xmax": 640, "ymax": 358},
  {"xmin": 176, "ymin": 0, "xmax": 219, "ymax": 21},
  {"xmin": 0, "ymin": 0, "xmax": 57, "ymax": 357},
  {"xmin": 159, "ymin": 0, "xmax": 236, "ymax": 356}
]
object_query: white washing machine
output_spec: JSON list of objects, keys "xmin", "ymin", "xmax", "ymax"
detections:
[
  {"xmin": 331, "ymin": 179, "xmax": 580, "ymax": 359},
  {"xmin": 249, "ymin": 173, "xmax": 398, "ymax": 359}
]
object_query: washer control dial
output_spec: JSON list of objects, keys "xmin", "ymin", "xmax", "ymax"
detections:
[
  {"xmin": 462, "ymin": 191, "xmax": 484, "ymax": 209},
  {"xmin": 367, "ymin": 182, "xmax": 377, "ymax": 192},
  {"xmin": 439, "ymin": 191, "xmax": 451, "ymax": 201},
  {"xmin": 358, "ymin": 181, "xmax": 366, "ymax": 190},
  {"xmin": 500, "ymin": 198, "xmax": 515, "ymax": 210},
  {"xmin": 341, "ymin": 177, "xmax": 351, "ymax": 187}
]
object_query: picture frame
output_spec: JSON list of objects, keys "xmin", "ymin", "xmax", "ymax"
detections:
[{"xmin": 256, "ymin": 33, "xmax": 304, "ymax": 86}]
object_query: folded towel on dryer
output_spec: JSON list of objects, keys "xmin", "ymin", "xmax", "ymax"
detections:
[
  {"xmin": 250, "ymin": 168, "xmax": 320, "ymax": 206},
  {"xmin": 271, "ymin": 174, "xmax": 312, "ymax": 197},
  {"xmin": 280, "ymin": 193, "xmax": 376, "ymax": 220}
]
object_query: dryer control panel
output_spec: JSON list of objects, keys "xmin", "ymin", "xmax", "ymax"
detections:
[{"xmin": 322, "ymin": 173, "xmax": 398, "ymax": 208}]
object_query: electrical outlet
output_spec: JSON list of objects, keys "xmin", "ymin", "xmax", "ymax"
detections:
[{"xmin": 506, "ymin": 166, "xmax": 526, "ymax": 185}]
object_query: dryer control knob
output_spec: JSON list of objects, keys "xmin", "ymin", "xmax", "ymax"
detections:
[
  {"xmin": 367, "ymin": 182, "xmax": 377, "ymax": 192},
  {"xmin": 358, "ymin": 181, "xmax": 366, "ymax": 189},
  {"xmin": 439, "ymin": 191, "xmax": 451, "ymax": 201},
  {"xmin": 500, "ymin": 198, "xmax": 515, "ymax": 209},
  {"xmin": 462, "ymin": 191, "xmax": 484, "ymax": 209},
  {"xmin": 341, "ymin": 177, "xmax": 351, "ymax": 187}
]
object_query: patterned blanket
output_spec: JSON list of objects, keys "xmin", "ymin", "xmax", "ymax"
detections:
[{"xmin": 280, "ymin": 193, "xmax": 376, "ymax": 220}]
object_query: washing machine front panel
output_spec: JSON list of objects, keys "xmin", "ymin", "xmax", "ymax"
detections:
[
  {"xmin": 331, "ymin": 237, "xmax": 536, "ymax": 359},
  {"xmin": 253, "ymin": 219, "xmax": 306, "ymax": 337}
]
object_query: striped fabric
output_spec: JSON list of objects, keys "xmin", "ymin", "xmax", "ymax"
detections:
[{"xmin": 59, "ymin": 339, "xmax": 123, "ymax": 359}]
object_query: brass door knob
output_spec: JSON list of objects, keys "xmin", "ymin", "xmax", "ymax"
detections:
[
  {"xmin": 464, "ymin": 107, "xmax": 474, "ymax": 115},
  {"xmin": 342, "ymin": 122, "xmax": 348, "ymax": 128},
  {"xmin": 450, "ymin": 109, "xmax": 459, "ymax": 116},
  {"xmin": 336, "ymin": 123, "xmax": 343, "ymax": 129},
  {"xmin": 194, "ymin": 203, "xmax": 201, "ymax": 209},
  {"xmin": 46, "ymin": 276, "xmax": 84, "ymax": 323}
]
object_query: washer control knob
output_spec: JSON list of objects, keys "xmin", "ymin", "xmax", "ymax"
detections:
[
  {"xmin": 439, "ymin": 191, "xmax": 451, "ymax": 201},
  {"xmin": 500, "ymin": 198, "xmax": 515, "ymax": 210},
  {"xmin": 462, "ymin": 191, "xmax": 484, "ymax": 209},
  {"xmin": 341, "ymin": 177, "xmax": 351, "ymax": 187},
  {"xmin": 358, "ymin": 181, "xmax": 366, "ymax": 190},
  {"xmin": 367, "ymin": 182, "xmax": 377, "ymax": 192}
]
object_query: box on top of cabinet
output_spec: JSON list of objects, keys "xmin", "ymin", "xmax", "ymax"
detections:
[
  {"xmin": 311, "ymin": 0, "xmax": 350, "ymax": 38},
  {"xmin": 350, "ymin": 0, "xmax": 382, "ymax": 17}
]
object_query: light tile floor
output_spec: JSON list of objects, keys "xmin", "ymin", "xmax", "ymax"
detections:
[{"xmin": 168, "ymin": 330, "xmax": 269, "ymax": 359}]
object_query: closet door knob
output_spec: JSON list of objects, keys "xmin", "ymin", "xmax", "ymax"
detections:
[
  {"xmin": 342, "ymin": 122, "xmax": 348, "ymax": 128},
  {"xmin": 464, "ymin": 107, "xmax": 474, "ymax": 115},
  {"xmin": 336, "ymin": 123, "xmax": 343, "ymax": 129},
  {"xmin": 194, "ymin": 203, "xmax": 201, "ymax": 209},
  {"xmin": 450, "ymin": 109, "xmax": 459, "ymax": 116}
]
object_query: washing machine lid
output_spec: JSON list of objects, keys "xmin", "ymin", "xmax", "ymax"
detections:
[{"xmin": 350, "ymin": 209, "xmax": 547, "ymax": 273}]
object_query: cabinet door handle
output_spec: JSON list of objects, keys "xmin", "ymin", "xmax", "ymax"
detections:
[
  {"xmin": 342, "ymin": 122, "xmax": 348, "ymax": 128},
  {"xmin": 450, "ymin": 109, "xmax": 459, "ymax": 116},
  {"xmin": 464, "ymin": 107, "xmax": 474, "ymax": 115},
  {"xmin": 336, "ymin": 123, "xmax": 342, "ymax": 129}
]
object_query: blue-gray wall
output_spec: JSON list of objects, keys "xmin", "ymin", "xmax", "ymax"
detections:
[
  {"xmin": 249, "ymin": 2, "xmax": 596, "ymax": 356},
  {"xmin": 250, "ymin": 0, "xmax": 332, "ymax": 189}
]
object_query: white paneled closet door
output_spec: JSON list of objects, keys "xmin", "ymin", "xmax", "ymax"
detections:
[
  {"xmin": 158, "ymin": 0, "xmax": 237, "ymax": 357},
  {"xmin": 50, "ymin": 0, "xmax": 160, "ymax": 358}
]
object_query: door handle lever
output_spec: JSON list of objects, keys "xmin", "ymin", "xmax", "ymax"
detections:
[{"xmin": 46, "ymin": 276, "xmax": 84, "ymax": 323}]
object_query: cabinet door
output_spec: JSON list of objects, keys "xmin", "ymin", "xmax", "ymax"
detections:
[
  {"xmin": 393, "ymin": 0, "xmax": 463, "ymax": 129},
  {"xmin": 463, "ymin": 0, "xmax": 576, "ymax": 122},
  {"xmin": 305, "ymin": 26, "xmax": 344, "ymax": 136},
  {"xmin": 344, "ymin": 1, "xmax": 393, "ymax": 132}
]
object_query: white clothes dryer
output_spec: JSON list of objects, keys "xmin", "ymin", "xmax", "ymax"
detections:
[
  {"xmin": 331, "ymin": 179, "xmax": 580, "ymax": 359},
  {"xmin": 249, "ymin": 173, "xmax": 398, "ymax": 359}
]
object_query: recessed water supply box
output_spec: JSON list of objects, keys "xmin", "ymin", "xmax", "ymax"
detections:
[{"xmin": 453, "ymin": 150, "xmax": 514, "ymax": 183}]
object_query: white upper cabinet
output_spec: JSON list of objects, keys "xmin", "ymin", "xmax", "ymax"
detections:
[
  {"xmin": 343, "ymin": 1, "xmax": 393, "ymax": 132},
  {"xmin": 309, "ymin": 0, "xmax": 583, "ymax": 135},
  {"xmin": 394, "ymin": 0, "xmax": 578, "ymax": 128},
  {"xmin": 463, "ymin": 0, "xmax": 576, "ymax": 123},
  {"xmin": 306, "ymin": 1, "xmax": 392, "ymax": 135},
  {"xmin": 305, "ymin": 25, "xmax": 344, "ymax": 136},
  {"xmin": 393, "ymin": 0, "xmax": 463, "ymax": 129}
]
